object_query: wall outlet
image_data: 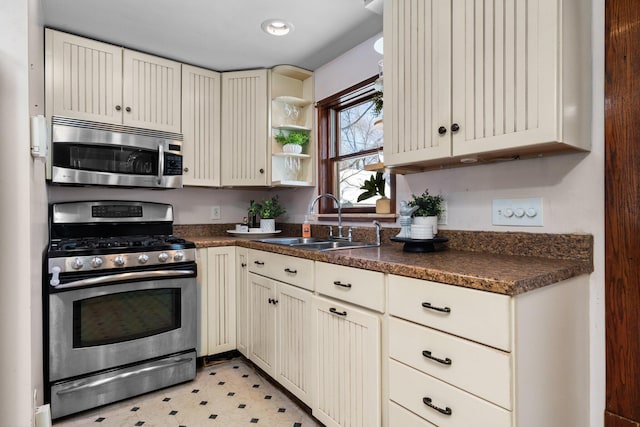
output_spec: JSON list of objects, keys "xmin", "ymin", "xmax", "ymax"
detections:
[
  {"xmin": 492, "ymin": 198, "xmax": 543, "ymax": 226},
  {"xmin": 211, "ymin": 206, "xmax": 221, "ymax": 220},
  {"xmin": 438, "ymin": 200, "xmax": 448, "ymax": 225}
]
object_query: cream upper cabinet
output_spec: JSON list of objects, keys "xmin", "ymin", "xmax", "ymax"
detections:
[
  {"xmin": 384, "ymin": 0, "xmax": 591, "ymax": 170},
  {"xmin": 220, "ymin": 69, "xmax": 270, "ymax": 186},
  {"xmin": 46, "ymin": 29, "xmax": 181, "ymax": 133},
  {"xmin": 181, "ymin": 65, "xmax": 221, "ymax": 186}
]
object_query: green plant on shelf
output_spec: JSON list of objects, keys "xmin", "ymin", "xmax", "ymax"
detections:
[{"xmin": 274, "ymin": 130, "xmax": 309, "ymax": 146}]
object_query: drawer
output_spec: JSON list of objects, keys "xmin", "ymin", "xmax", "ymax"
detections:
[
  {"xmin": 389, "ymin": 401, "xmax": 436, "ymax": 427},
  {"xmin": 389, "ymin": 317, "xmax": 512, "ymax": 410},
  {"xmin": 388, "ymin": 275, "xmax": 512, "ymax": 351},
  {"xmin": 248, "ymin": 250, "xmax": 314, "ymax": 291},
  {"xmin": 389, "ymin": 359, "xmax": 512, "ymax": 427},
  {"xmin": 314, "ymin": 262, "xmax": 385, "ymax": 312}
]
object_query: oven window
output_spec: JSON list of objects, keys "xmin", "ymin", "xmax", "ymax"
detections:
[{"xmin": 73, "ymin": 288, "xmax": 181, "ymax": 347}]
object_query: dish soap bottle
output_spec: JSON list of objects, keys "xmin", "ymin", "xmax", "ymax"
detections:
[{"xmin": 302, "ymin": 215, "xmax": 311, "ymax": 238}]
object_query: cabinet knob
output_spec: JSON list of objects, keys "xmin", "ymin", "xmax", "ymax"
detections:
[
  {"xmin": 451, "ymin": 123, "xmax": 460, "ymax": 132},
  {"xmin": 438, "ymin": 126, "xmax": 447, "ymax": 135},
  {"xmin": 115, "ymin": 105, "xmax": 122, "ymax": 111},
  {"xmin": 259, "ymin": 168, "xmax": 265, "ymax": 174},
  {"xmin": 183, "ymin": 167, "xmax": 189, "ymax": 173},
  {"xmin": 125, "ymin": 106, "xmax": 132, "ymax": 113}
]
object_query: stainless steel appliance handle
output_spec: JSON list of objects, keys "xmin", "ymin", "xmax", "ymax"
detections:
[
  {"xmin": 157, "ymin": 145, "xmax": 164, "ymax": 185},
  {"xmin": 52, "ymin": 269, "xmax": 195, "ymax": 290},
  {"xmin": 55, "ymin": 356, "xmax": 194, "ymax": 396}
]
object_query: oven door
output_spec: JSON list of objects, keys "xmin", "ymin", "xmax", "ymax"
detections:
[{"xmin": 48, "ymin": 271, "xmax": 196, "ymax": 382}]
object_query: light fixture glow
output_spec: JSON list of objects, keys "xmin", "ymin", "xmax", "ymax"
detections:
[
  {"xmin": 261, "ymin": 19, "xmax": 294, "ymax": 36},
  {"xmin": 373, "ymin": 36, "xmax": 383, "ymax": 54}
]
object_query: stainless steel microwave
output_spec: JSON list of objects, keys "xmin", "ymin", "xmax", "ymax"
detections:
[{"xmin": 48, "ymin": 116, "xmax": 184, "ymax": 189}]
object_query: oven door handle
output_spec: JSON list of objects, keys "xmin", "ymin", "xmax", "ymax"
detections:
[
  {"xmin": 55, "ymin": 355, "xmax": 195, "ymax": 396},
  {"xmin": 52, "ymin": 269, "xmax": 195, "ymax": 290}
]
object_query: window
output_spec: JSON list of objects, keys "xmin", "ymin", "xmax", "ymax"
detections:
[{"xmin": 317, "ymin": 75, "xmax": 394, "ymax": 215}]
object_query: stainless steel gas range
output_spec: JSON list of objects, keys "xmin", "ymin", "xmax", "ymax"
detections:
[{"xmin": 44, "ymin": 201, "xmax": 197, "ymax": 419}]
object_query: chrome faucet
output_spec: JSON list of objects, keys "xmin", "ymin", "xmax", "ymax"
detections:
[
  {"xmin": 373, "ymin": 220, "xmax": 382, "ymax": 246},
  {"xmin": 309, "ymin": 193, "xmax": 344, "ymax": 239}
]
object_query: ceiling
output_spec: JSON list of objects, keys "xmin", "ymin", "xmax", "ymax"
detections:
[{"xmin": 40, "ymin": 0, "xmax": 383, "ymax": 72}]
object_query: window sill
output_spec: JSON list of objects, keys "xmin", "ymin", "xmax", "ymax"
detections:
[{"xmin": 316, "ymin": 213, "xmax": 398, "ymax": 223}]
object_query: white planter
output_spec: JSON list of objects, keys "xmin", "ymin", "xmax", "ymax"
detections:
[
  {"xmin": 412, "ymin": 216, "xmax": 438, "ymax": 236},
  {"xmin": 260, "ymin": 218, "xmax": 276, "ymax": 232},
  {"xmin": 282, "ymin": 144, "xmax": 303, "ymax": 154}
]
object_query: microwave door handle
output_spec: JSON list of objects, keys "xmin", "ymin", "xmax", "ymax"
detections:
[{"xmin": 157, "ymin": 145, "xmax": 164, "ymax": 185}]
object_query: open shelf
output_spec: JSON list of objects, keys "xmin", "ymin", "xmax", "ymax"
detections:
[
  {"xmin": 272, "ymin": 96, "xmax": 312, "ymax": 107},
  {"xmin": 273, "ymin": 152, "xmax": 311, "ymax": 159},
  {"xmin": 273, "ymin": 124, "xmax": 312, "ymax": 132}
]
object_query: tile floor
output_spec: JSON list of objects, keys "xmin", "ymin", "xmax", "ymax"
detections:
[{"xmin": 53, "ymin": 358, "xmax": 322, "ymax": 427}]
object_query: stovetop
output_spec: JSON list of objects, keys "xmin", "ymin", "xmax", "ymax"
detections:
[{"xmin": 50, "ymin": 235, "xmax": 192, "ymax": 253}]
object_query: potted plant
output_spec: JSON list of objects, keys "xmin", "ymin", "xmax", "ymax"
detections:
[
  {"xmin": 407, "ymin": 189, "xmax": 444, "ymax": 235},
  {"xmin": 275, "ymin": 130, "xmax": 309, "ymax": 154},
  {"xmin": 259, "ymin": 195, "xmax": 286, "ymax": 232},
  {"xmin": 357, "ymin": 171, "xmax": 390, "ymax": 213}
]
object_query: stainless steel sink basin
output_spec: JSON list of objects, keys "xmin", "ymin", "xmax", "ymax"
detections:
[{"xmin": 257, "ymin": 237, "xmax": 379, "ymax": 251}]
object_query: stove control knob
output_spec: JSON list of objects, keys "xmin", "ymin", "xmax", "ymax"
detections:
[
  {"xmin": 113, "ymin": 256, "xmax": 126, "ymax": 267},
  {"xmin": 138, "ymin": 254, "xmax": 150, "ymax": 264},
  {"xmin": 158, "ymin": 252, "xmax": 169, "ymax": 262},
  {"xmin": 71, "ymin": 257, "xmax": 84, "ymax": 270},
  {"xmin": 173, "ymin": 251, "xmax": 185, "ymax": 261},
  {"xmin": 90, "ymin": 257, "xmax": 103, "ymax": 268}
]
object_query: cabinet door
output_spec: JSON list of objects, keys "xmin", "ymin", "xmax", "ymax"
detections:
[
  {"xmin": 384, "ymin": 0, "xmax": 452, "ymax": 167},
  {"xmin": 276, "ymin": 283, "xmax": 313, "ymax": 406},
  {"xmin": 312, "ymin": 296, "xmax": 381, "ymax": 427},
  {"xmin": 46, "ymin": 29, "xmax": 123, "ymax": 124},
  {"xmin": 196, "ymin": 248, "xmax": 209, "ymax": 357},
  {"xmin": 249, "ymin": 273, "xmax": 276, "ymax": 376},
  {"xmin": 182, "ymin": 65, "xmax": 221, "ymax": 186},
  {"xmin": 221, "ymin": 69, "xmax": 269, "ymax": 186},
  {"xmin": 236, "ymin": 248, "xmax": 249, "ymax": 357},
  {"xmin": 451, "ymin": 0, "xmax": 558, "ymax": 156},
  {"xmin": 122, "ymin": 50, "xmax": 181, "ymax": 133},
  {"xmin": 205, "ymin": 247, "xmax": 236, "ymax": 355}
]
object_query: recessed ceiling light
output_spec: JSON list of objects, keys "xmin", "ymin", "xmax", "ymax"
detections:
[{"xmin": 261, "ymin": 19, "xmax": 294, "ymax": 36}]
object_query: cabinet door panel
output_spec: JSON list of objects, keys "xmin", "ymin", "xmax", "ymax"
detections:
[
  {"xmin": 182, "ymin": 65, "xmax": 221, "ymax": 186},
  {"xmin": 277, "ymin": 283, "xmax": 313, "ymax": 405},
  {"xmin": 249, "ymin": 274, "xmax": 276, "ymax": 376},
  {"xmin": 206, "ymin": 247, "xmax": 236, "ymax": 355},
  {"xmin": 312, "ymin": 296, "xmax": 380, "ymax": 427},
  {"xmin": 452, "ymin": 0, "xmax": 558, "ymax": 156},
  {"xmin": 47, "ymin": 29, "xmax": 122, "ymax": 124},
  {"xmin": 236, "ymin": 248, "xmax": 249, "ymax": 357},
  {"xmin": 384, "ymin": 0, "xmax": 451, "ymax": 166},
  {"xmin": 221, "ymin": 70, "xmax": 269, "ymax": 186},
  {"xmin": 122, "ymin": 50, "xmax": 181, "ymax": 133}
]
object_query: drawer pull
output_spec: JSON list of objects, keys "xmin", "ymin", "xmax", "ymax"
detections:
[
  {"xmin": 268, "ymin": 298, "xmax": 279, "ymax": 305},
  {"xmin": 333, "ymin": 281, "xmax": 352, "ymax": 288},
  {"xmin": 423, "ymin": 397, "xmax": 452, "ymax": 416},
  {"xmin": 422, "ymin": 302, "xmax": 451, "ymax": 313},
  {"xmin": 422, "ymin": 350, "xmax": 452, "ymax": 366},
  {"xmin": 254, "ymin": 261, "xmax": 265, "ymax": 266},
  {"xmin": 241, "ymin": 263, "xmax": 247, "ymax": 268},
  {"xmin": 329, "ymin": 307, "xmax": 347, "ymax": 316},
  {"xmin": 284, "ymin": 268, "xmax": 297, "ymax": 274}
]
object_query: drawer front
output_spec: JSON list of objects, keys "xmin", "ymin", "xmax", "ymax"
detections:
[
  {"xmin": 389, "ymin": 317, "xmax": 512, "ymax": 410},
  {"xmin": 389, "ymin": 401, "xmax": 436, "ymax": 427},
  {"xmin": 249, "ymin": 250, "xmax": 314, "ymax": 291},
  {"xmin": 389, "ymin": 359, "xmax": 512, "ymax": 427},
  {"xmin": 315, "ymin": 262, "xmax": 385, "ymax": 312},
  {"xmin": 388, "ymin": 275, "xmax": 511, "ymax": 351}
]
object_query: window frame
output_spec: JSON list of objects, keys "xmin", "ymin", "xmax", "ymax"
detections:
[{"xmin": 316, "ymin": 75, "xmax": 395, "ymax": 216}]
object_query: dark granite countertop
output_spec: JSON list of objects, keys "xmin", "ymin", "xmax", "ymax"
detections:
[{"xmin": 183, "ymin": 232, "xmax": 593, "ymax": 296}]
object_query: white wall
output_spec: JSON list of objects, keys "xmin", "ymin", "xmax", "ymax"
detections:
[{"xmin": 310, "ymin": 6, "xmax": 605, "ymax": 426}]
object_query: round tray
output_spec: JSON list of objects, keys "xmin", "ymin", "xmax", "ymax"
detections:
[
  {"xmin": 226, "ymin": 230, "xmax": 282, "ymax": 238},
  {"xmin": 390, "ymin": 236, "xmax": 449, "ymax": 253}
]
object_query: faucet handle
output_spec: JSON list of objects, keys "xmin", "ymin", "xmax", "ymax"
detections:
[
  {"xmin": 347, "ymin": 226, "xmax": 357, "ymax": 241},
  {"xmin": 327, "ymin": 225, "xmax": 333, "ymax": 238}
]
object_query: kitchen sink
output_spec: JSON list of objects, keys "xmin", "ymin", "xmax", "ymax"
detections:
[{"xmin": 257, "ymin": 237, "xmax": 379, "ymax": 251}]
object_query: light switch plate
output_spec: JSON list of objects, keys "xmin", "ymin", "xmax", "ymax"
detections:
[{"xmin": 492, "ymin": 198, "xmax": 543, "ymax": 226}]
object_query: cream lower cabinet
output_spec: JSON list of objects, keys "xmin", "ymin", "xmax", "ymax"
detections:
[
  {"xmin": 249, "ymin": 272, "xmax": 313, "ymax": 405},
  {"xmin": 235, "ymin": 247, "xmax": 249, "ymax": 357},
  {"xmin": 198, "ymin": 247, "xmax": 236, "ymax": 357},
  {"xmin": 181, "ymin": 65, "xmax": 221, "ymax": 186},
  {"xmin": 383, "ymin": 0, "xmax": 590, "ymax": 170},
  {"xmin": 386, "ymin": 274, "xmax": 590, "ymax": 427}
]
